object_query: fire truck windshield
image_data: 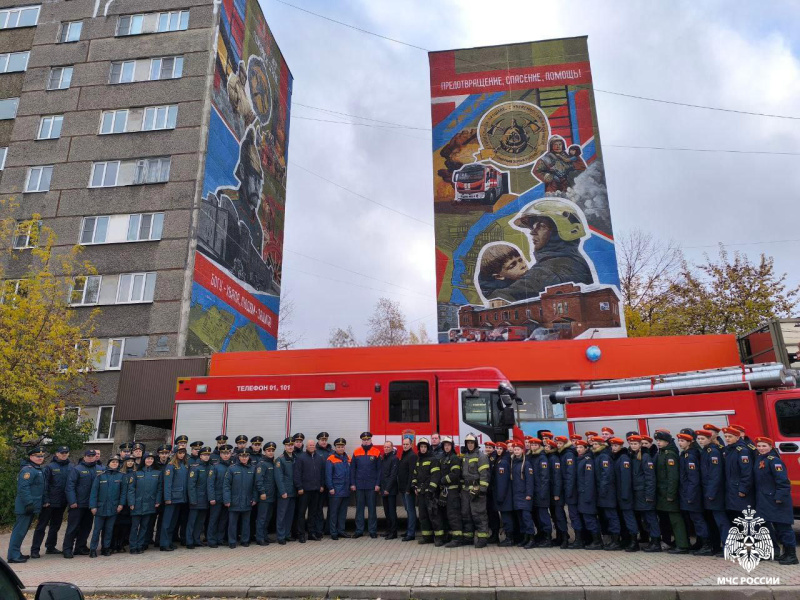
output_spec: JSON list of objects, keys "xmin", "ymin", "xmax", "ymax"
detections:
[{"xmin": 454, "ymin": 167, "xmax": 484, "ymax": 183}]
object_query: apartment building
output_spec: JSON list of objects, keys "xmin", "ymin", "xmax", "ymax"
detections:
[{"xmin": 0, "ymin": 0, "xmax": 293, "ymax": 451}]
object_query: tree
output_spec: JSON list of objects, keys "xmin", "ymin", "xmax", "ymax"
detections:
[
  {"xmin": 366, "ymin": 297, "xmax": 409, "ymax": 346},
  {"xmin": 408, "ymin": 323, "xmax": 432, "ymax": 345},
  {"xmin": 277, "ymin": 287, "xmax": 303, "ymax": 350},
  {"xmin": 328, "ymin": 326, "xmax": 359, "ymax": 348},
  {"xmin": 0, "ymin": 210, "xmax": 98, "ymax": 456}
]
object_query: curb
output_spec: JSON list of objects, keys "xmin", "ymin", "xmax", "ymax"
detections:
[{"xmin": 23, "ymin": 585, "xmax": 800, "ymax": 599}]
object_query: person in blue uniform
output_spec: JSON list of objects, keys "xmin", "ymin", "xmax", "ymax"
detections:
[
  {"xmin": 30, "ymin": 445, "xmax": 70, "ymax": 559},
  {"xmin": 248, "ymin": 437, "xmax": 264, "ymax": 465},
  {"xmin": 315, "ymin": 432, "xmax": 332, "ymax": 535},
  {"xmin": 491, "ymin": 443, "xmax": 514, "ymax": 546},
  {"xmin": 576, "ymin": 440, "xmax": 603, "ymax": 550},
  {"xmin": 275, "ymin": 437, "xmax": 297, "ymax": 544},
  {"xmin": 187, "ymin": 447, "xmax": 212, "ymax": 549},
  {"xmin": 206, "ymin": 444, "xmax": 232, "ymax": 548},
  {"xmin": 351, "ymin": 431, "xmax": 382, "ymax": 539},
  {"xmin": 326, "ymin": 437, "xmax": 351, "ymax": 540},
  {"xmin": 546, "ymin": 438, "xmax": 567, "ymax": 548},
  {"xmin": 7, "ymin": 447, "xmax": 46, "ymax": 563},
  {"xmin": 754, "ymin": 437, "xmax": 797, "ymax": 565},
  {"xmin": 89, "ymin": 455, "xmax": 125, "ymax": 557},
  {"xmin": 212, "ymin": 435, "xmax": 228, "ymax": 460},
  {"xmin": 188, "ymin": 441, "xmax": 203, "ymax": 466},
  {"xmin": 224, "ymin": 447, "xmax": 257, "ymax": 548},
  {"xmin": 118, "ymin": 442, "xmax": 133, "ymax": 462},
  {"xmin": 255, "ymin": 441, "xmax": 277, "ymax": 545},
  {"xmin": 160, "ymin": 447, "xmax": 189, "ymax": 551},
  {"xmin": 63, "ymin": 449, "xmax": 102, "ymax": 558},
  {"xmin": 556, "ymin": 435, "xmax": 581, "ymax": 549},
  {"xmin": 722, "ymin": 426, "xmax": 754, "ymax": 521},
  {"xmin": 609, "ymin": 437, "xmax": 638, "ymax": 552},
  {"xmin": 294, "ymin": 438, "xmax": 326, "ymax": 542},
  {"xmin": 676, "ymin": 432, "xmax": 713, "ymax": 556},
  {"xmin": 591, "ymin": 436, "xmax": 622, "ymax": 550},
  {"xmin": 128, "ymin": 451, "xmax": 161, "ymax": 554},
  {"xmin": 695, "ymin": 429, "xmax": 730, "ymax": 557},
  {"xmin": 509, "ymin": 442, "xmax": 534, "ymax": 548},
  {"xmin": 527, "ymin": 438, "xmax": 552, "ymax": 548},
  {"xmin": 627, "ymin": 435, "xmax": 660, "ymax": 552}
]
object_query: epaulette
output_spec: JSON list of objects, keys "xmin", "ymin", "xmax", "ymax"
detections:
[
  {"xmin": 736, "ymin": 446, "xmax": 743, "ymax": 452},
  {"xmin": 768, "ymin": 455, "xmax": 775, "ymax": 460}
]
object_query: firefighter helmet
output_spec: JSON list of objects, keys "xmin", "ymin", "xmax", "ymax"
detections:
[
  {"xmin": 417, "ymin": 437, "xmax": 430, "ymax": 448},
  {"xmin": 512, "ymin": 198, "xmax": 586, "ymax": 242},
  {"xmin": 441, "ymin": 436, "xmax": 453, "ymax": 445},
  {"xmin": 464, "ymin": 433, "xmax": 479, "ymax": 445}
]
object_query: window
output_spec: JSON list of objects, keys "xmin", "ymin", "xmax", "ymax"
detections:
[
  {"xmin": 12, "ymin": 220, "xmax": 39, "ymax": 249},
  {"xmin": 599, "ymin": 301, "xmax": 610, "ymax": 311},
  {"xmin": 0, "ymin": 51, "xmax": 29, "ymax": 73},
  {"xmin": 134, "ymin": 157, "xmax": 170, "ymax": 184},
  {"xmin": 0, "ymin": 97, "xmax": 19, "ymax": 119},
  {"xmin": 514, "ymin": 385, "xmax": 565, "ymax": 421},
  {"xmin": 157, "ymin": 10, "xmax": 189, "ymax": 32},
  {"xmin": 775, "ymin": 398, "xmax": 800, "ymax": 437},
  {"xmin": 79, "ymin": 216, "xmax": 109, "ymax": 244},
  {"xmin": 106, "ymin": 339, "xmax": 124, "ymax": 370},
  {"xmin": 90, "ymin": 161, "xmax": 119, "ymax": 187},
  {"xmin": 142, "ymin": 105, "xmax": 178, "ymax": 131},
  {"xmin": 99, "ymin": 109, "xmax": 128, "ymax": 134},
  {"xmin": 109, "ymin": 61, "xmax": 135, "ymax": 84},
  {"xmin": 116, "ymin": 14, "xmax": 143, "ymax": 36},
  {"xmin": 47, "ymin": 66, "xmax": 72, "ymax": 90},
  {"xmin": 25, "ymin": 166, "xmax": 53, "ymax": 192},
  {"xmin": 0, "ymin": 6, "xmax": 40, "ymax": 29},
  {"xmin": 93, "ymin": 406, "xmax": 116, "ymax": 439},
  {"xmin": 58, "ymin": 21, "xmax": 82, "ymax": 42},
  {"xmin": 128, "ymin": 213, "xmax": 164, "ymax": 241},
  {"xmin": 462, "ymin": 391, "xmax": 493, "ymax": 428},
  {"xmin": 149, "ymin": 56, "xmax": 183, "ymax": 80},
  {"xmin": 70, "ymin": 275, "xmax": 101, "ymax": 305},
  {"xmin": 388, "ymin": 381, "xmax": 430, "ymax": 423},
  {"xmin": 116, "ymin": 272, "xmax": 156, "ymax": 303},
  {"xmin": 0, "ymin": 147, "xmax": 6, "ymax": 170},
  {"xmin": 37, "ymin": 115, "xmax": 63, "ymax": 140}
]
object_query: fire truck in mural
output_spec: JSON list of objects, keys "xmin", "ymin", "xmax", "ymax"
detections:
[{"xmin": 452, "ymin": 163, "xmax": 509, "ymax": 205}]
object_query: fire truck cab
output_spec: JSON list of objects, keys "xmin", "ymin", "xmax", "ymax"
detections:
[
  {"xmin": 173, "ymin": 367, "xmax": 522, "ymax": 456},
  {"xmin": 452, "ymin": 163, "xmax": 508, "ymax": 205}
]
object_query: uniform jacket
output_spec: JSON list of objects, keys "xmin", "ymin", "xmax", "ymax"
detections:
[
  {"xmin": 397, "ymin": 448, "xmax": 417, "ymax": 493},
  {"xmin": 380, "ymin": 449, "xmax": 400, "ymax": 495},
  {"xmin": 294, "ymin": 450, "xmax": 326, "ymax": 492},
  {"xmin": 411, "ymin": 450, "xmax": 440, "ymax": 495},
  {"xmin": 42, "ymin": 457, "xmax": 71, "ymax": 508},
  {"xmin": 207, "ymin": 459, "xmax": 231, "ymax": 503},
  {"xmin": 576, "ymin": 453, "xmax": 597, "ymax": 514},
  {"xmin": 593, "ymin": 445, "xmax": 616, "ymax": 509},
  {"xmin": 247, "ymin": 449, "xmax": 263, "ymax": 466},
  {"xmin": 316, "ymin": 443, "xmax": 333, "ymax": 462},
  {"xmin": 274, "ymin": 451, "xmax": 297, "ymax": 498},
  {"xmin": 223, "ymin": 461, "xmax": 256, "ymax": 511},
  {"xmin": 439, "ymin": 450, "xmax": 462, "ymax": 491},
  {"xmin": 66, "ymin": 460, "xmax": 101, "ymax": 508},
  {"xmin": 351, "ymin": 444, "xmax": 382, "ymax": 490},
  {"xmin": 128, "ymin": 465, "xmax": 161, "ymax": 515},
  {"xmin": 530, "ymin": 450, "xmax": 551, "ymax": 508},
  {"xmin": 188, "ymin": 461, "xmax": 211, "ymax": 508},
  {"xmin": 679, "ymin": 447, "xmax": 703, "ymax": 511},
  {"xmin": 491, "ymin": 453, "xmax": 513, "ymax": 512},
  {"xmin": 612, "ymin": 448, "xmax": 633, "ymax": 510},
  {"xmin": 188, "ymin": 453, "xmax": 201, "ymax": 466},
  {"xmin": 90, "ymin": 467, "xmax": 125, "ymax": 517},
  {"xmin": 326, "ymin": 452, "xmax": 351, "ymax": 498},
  {"xmin": 548, "ymin": 451, "xmax": 564, "ymax": 505},
  {"xmin": 754, "ymin": 450, "xmax": 793, "ymax": 524},
  {"xmin": 15, "ymin": 461, "xmax": 45, "ymax": 515},
  {"xmin": 630, "ymin": 449, "xmax": 657, "ymax": 510},
  {"xmin": 162, "ymin": 461, "xmax": 189, "ymax": 504},
  {"xmin": 724, "ymin": 439, "xmax": 754, "ymax": 512},
  {"xmin": 699, "ymin": 444, "xmax": 726, "ymax": 511},
  {"xmin": 559, "ymin": 444, "xmax": 579, "ymax": 505},
  {"xmin": 255, "ymin": 456, "xmax": 277, "ymax": 503},
  {"xmin": 655, "ymin": 442, "xmax": 680, "ymax": 512},
  {"xmin": 510, "ymin": 455, "xmax": 534, "ymax": 511},
  {"xmin": 461, "ymin": 447, "xmax": 490, "ymax": 494}
]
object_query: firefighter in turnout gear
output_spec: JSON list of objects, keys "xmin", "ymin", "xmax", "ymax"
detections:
[
  {"xmin": 411, "ymin": 438, "xmax": 444, "ymax": 547},
  {"xmin": 460, "ymin": 433, "xmax": 490, "ymax": 548},
  {"xmin": 439, "ymin": 437, "xmax": 464, "ymax": 548}
]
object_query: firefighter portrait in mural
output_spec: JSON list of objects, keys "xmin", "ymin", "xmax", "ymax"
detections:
[
  {"xmin": 227, "ymin": 60, "xmax": 257, "ymax": 127},
  {"xmin": 487, "ymin": 198, "xmax": 595, "ymax": 304},
  {"xmin": 476, "ymin": 243, "xmax": 530, "ymax": 300},
  {"xmin": 533, "ymin": 136, "xmax": 587, "ymax": 193}
]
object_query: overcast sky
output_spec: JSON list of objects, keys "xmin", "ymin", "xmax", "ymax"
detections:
[{"xmin": 262, "ymin": 0, "xmax": 800, "ymax": 349}]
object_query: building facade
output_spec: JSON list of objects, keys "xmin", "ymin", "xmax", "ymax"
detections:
[{"xmin": 0, "ymin": 0, "xmax": 291, "ymax": 452}]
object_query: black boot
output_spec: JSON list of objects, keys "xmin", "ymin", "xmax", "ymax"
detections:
[
  {"xmin": 567, "ymin": 535, "xmax": 585, "ymax": 550},
  {"xmin": 779, "ymin": 547, "xmax": 798, "ymax": 566},
  {"xmin": 498, "ymin": 536, "xmax": 515, "ymax": 547},
  {"xmin": 625, "ymin": 538, "xmax": 640, "ymax": 552},
  {"xmin": 560, "ymin": 534, "xmax": 570, "ymax": 549},
  {"xmin": 418, "ymin": 536, "xmax": 433, "ymax": 545},
  {"xmin": 89, "ymin": 550, "xmax": 97, "ymax": 558},
  {"xmin": 434, "ymin": 537, "xmax": 445, "ymax": 547},
  {"xmin": 690, "ymin": 537, "xmax": 703, "ymax": 551},
  {"xmin": 586, "ymin": 533, "xmax": 604, "ymax": 550},
  {"xmin": 643, "ymin": 540, "xmax": 662, "ymax": 553},
  {"xmin": 517, "ymin": 534, "xmax": 530, "ymax": 548},
  {"xmin": 551, "ymin": 531, "xmax": 562, "ymax": 547},
  {"xmin": 667, "ymin": 545, "xmax": 690, "ymax": 554},
  {"xmin": 523, "ymin": 536, "xmax": 537, "ymax": 550},
  {"xmin": 487, "ymin": 532, "xmax": 499, "ymax": 544},
  {"xmin": 445, "ymin": 537, "xmax": 462, "ymax": 548},
  {"xmin": 693, "ymin": 537, "xmax": 714, "ymax": 557},
  {"xmin": 604, "ymin": 534, "xmax": 623, "ymax": 551}
]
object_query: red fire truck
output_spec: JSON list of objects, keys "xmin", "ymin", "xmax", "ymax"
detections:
[
  {"xmin": 551, "ymin": 363, "xmax": 800, "ymax": 507},
  {"xmin": 452, "ymin": 163, "xmax": 509, "ymax": 205},
  {"xmin": 173, "ymin": 367, "xmax": 522, "ymax": 456}
]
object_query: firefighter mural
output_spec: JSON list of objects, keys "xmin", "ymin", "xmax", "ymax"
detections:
[
  {"xmin": 187, "ymin": 0, "xmax": 292, "ymax": 354},
  {"xmin": 430, "ymin": 37, "xmax": 624, "ymax": 343}
]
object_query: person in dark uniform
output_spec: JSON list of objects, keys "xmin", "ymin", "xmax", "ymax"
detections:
[
  {"xmin": 212, "ymin": 435, "xmax": 229, "ymax": 460},
  {"xmin": 731, "ymin": 424, "xmax": 757, "ymax": 458},
  {"xmin": 722, "ymin": 426, "xmax": 754, "ymax": 522},
  {"xmin": 676, "ymin": 433, "xmax": 712, "ymax": 556},
  {"xmin": 7, "ymin": 447, "xmax": 46, "ymax": 563},
  {"xmin": 30, "ymin": 445, "xmax": 70, "ymax": 558},
  {"xmin": 754, "ymin": 437, "xmax": 798, "ymax": 565},
  {"xmin": 290, "ymin": 433, "xmax": 304, "ymax": 538},
  {"xmin": 160, "ymin": 447, "xmax": 189, "ymax": 551},
  {"xmin": 437, "ymin": 437, "xmax": 462, "ymax": 548},
  {"xmin": 590, "ymin": 436, "xmax": 622, "ymax": 550},
  {"xmin": 255, "ymin": 441, "xmax": 277, "ymax": 545},
  {"xmin": 326, "ymin": 438, "xmax": 351, "ymax": 540},
  {"xmin": 695, "ymin": 429, "xmax": 730, "ymax": 556},
  {"xmin": 545, "ymin": 439, "xmax": 564, "ymax": 547},
  {"xmin": 187, "ymin": 447, "xmax": 211, "ymax": 549},
  {"xmin": 702, "ymin": 424, "xmax": 725, "ymax": 450},
  {"xmin": 206, "ymin": 444, "xmax": 232, "ymax": 548},
  {"xmin": 654, "ymin": 430, "xmax": 689, "ymax": 554},
  {"xmin": 628, "ymin": 435, "xmax": 660, "ymax": 552},
  {"xmin": 89, "ymin": 455, "xmax": 125, "ymax": 557},
  {"xmin": 351, "ymin": 431, "xmax": 381, "ymax": 539},
  {"xmin": 509, "ymin": 442, "xmax": 535, "ymax": 548},
  {"xmin": 398, "ymin": 436, "xmax": 418, "ymax": 541},
  {"xmin": 411, "ymin": 437, "xmax": 444, "ymax": 547},
  {"xmin": 275, "ymin": 437, "xmax": 297, "ymax": 544},
  {"xmin": 609, "ymin": 437, "xmax": 638, "ymax": 552},
  {"xmin": 131, "ymin": 443, "xmax": 145, "ymax": 471},
  {"xmin": 248, "ymin": 437, "xmax": 264, "ymax": 465},
  {"xmin": 188, "ymin": 441, "xmax": 203, "ymax": 466},
  {"xmin": 576, "ymin": 440, "xmax": 603, "ymax": 550},
  {"xmin": 554, "ymin": 436, "xmax": 579, "ymax": 549},
  {"xmin": 174, "ymin": 435, "xmax": 189, "ymax": 452},
  {"xmin": 63, "ymin": 449, "xmax": 101, "ymax": 558},
  {"xmin": 459, "ymin": 433, "xmax": 490, "ymax": 548},
  {"xmin": 527, "ymin": 438, "xmax": 552, "ymax": 548},
  {"xmin": 294, "ymin": 438, "xmax": 326, "ymax": 542},
  {"xmin": 112, "ymin": 456, "xmax": 136, "ymax": 552},
  {"xmin": 145, "ymin": 444, "xmax": 171, "ymax": 548},
  {"xmin": 235, "ymin": 435, "xmax": 248, "ymax": 454},
  {"xmin": 224, "ymin": 447, "xmax": 256, "ymax": 548},
  {"xmin": 380, "ymin": 441, "xmax": 400, "ymax": 539},
  {"xmin": 128, "ymin": 451, "xmax": 161, "ymax": 554},
  {"xmin": 483, "ymin": 441, "xmax": 500, "ymax": 544},
  {"xmin": 492, "ymin": 442, "xmax": 514, "ymax": 546},
  {"xmin": 119, "ymin": 442, "xmax": 133, "ymax": 461},
  {"xmin": 172, "ymin": 435, "xmax": 190, "ymax": 544},
  {"xmin": 315, "ymin": 432, "xmax": 332, "ymax": 535}
]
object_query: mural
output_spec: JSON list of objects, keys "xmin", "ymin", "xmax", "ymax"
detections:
[
  {"xmin": 187, "ymin": 0, "xmax": 292, "ymax": 354},
  {"xmin": 429, "ymin": 37, "xmax": 624, "ymax": 344}
]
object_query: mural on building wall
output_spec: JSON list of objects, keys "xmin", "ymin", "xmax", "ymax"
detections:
[
  {"xmin": 430, "ymin": 37, "xmax": 624, "ymax": 344},
  {"xmin": 187, "ymin": 0, "xmax": 292, "ymax": 354}
]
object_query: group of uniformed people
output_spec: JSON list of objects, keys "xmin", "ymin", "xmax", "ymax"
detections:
[{"xmin": 7, "ymin": 423, "xmax": 797, "ymax": 566}]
